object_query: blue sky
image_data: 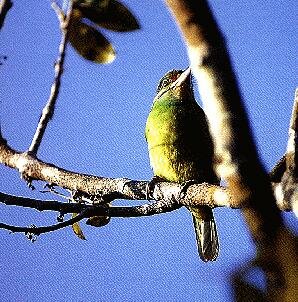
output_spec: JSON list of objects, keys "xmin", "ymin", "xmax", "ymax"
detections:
[{"xmin": 0, "ymin": 1, "xmax": 297, "ymax": 301}]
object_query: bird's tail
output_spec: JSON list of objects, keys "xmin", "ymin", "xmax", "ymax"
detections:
[{"xmin": 191, "ymin": 207, "xmax": 219, "ymax": 262}]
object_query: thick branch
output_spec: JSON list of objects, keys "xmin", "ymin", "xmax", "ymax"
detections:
[
  {"xmin": 0, "ymin": 0, "xmax": 12, "ymax": 30},
  {"xmin": 0, "ymin": 137, "xmax": 230, "ymax": 205},
  {"xmin": 0, "ymin": 137, "xmax": 293, "ymax": 212},
  {"xmin": 165, "ymin": 0, "xmax": 282, "ymax": 245},
  {"xmin": 272, "ymin": 89, "xmax": 298, "ymax": 217},
  {"xmin": 165, "ymin": 1, "xmax": 296, "ymax": 299}
]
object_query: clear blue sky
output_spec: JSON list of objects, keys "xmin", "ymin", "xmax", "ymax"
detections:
[{"xmin": 0, "ymin": 1, "xmax": 297, "ymax": 301}]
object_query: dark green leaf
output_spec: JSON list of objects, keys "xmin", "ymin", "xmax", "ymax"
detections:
[
  {"xmin": 86, "ymin": 215, "xmax": 111, "ymax": 227},
  {"xmin": 74, "ymin": 0, "xmax": 110, "ymax": 9},
  {"xmin": 75, "ymin": 0, "xmax": 140, "ymax": 32},
  {"xmin": 69, "ymin": 14, "xmax": 116, "ymax": 64}
]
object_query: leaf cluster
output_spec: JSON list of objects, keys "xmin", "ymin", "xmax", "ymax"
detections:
[{"xmin": 69, "ymin": 0, "xmax": 140, "ymax": 63}]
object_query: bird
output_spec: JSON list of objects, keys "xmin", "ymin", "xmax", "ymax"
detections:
[{"xmin": 145, "ymin": 68, "xmax": 219, "ymax": 261}]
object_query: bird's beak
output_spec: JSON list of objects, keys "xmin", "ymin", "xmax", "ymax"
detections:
[{"xmin": 170, "ymin": 67, "xmax": 191, "ymax": 89}]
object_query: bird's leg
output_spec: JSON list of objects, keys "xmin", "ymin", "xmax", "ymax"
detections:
[{"xmin": 146, "ymin": 175, "xmax": 165, "ymax": 200}]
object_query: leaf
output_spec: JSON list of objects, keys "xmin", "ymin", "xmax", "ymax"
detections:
[
  {"xmin": 75, "ymin": 0, "xmax": 110, "ymax": 9},
  {"xmin": 75, "ymin": 0, "xmax": 140, "ymax": 32},
  {"xmin": 72, "ymin": 213, "xmax": 86, "ymax": 240},
  {"xmin": 86, "ymin": 215, "xmax": 110, "ymax": 227},
  {"xmin": 69, "ymin": 14, "xmax": 116, "ymax": 64}
]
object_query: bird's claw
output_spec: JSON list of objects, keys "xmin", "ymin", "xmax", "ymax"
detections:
[
  {"xmin": 146, "ymin": 176, "xmax": 164, "ymax": 200},
  {"xmin": 179, "ymin": 179, "xmax": 200, "ymax": 200}
]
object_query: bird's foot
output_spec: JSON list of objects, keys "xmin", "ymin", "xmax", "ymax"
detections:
[
  {"xmin": 179, "ymin": 179, "xmax": 200, "ymax": 200},
  {"xmin": 146, "ymin": 176, "xmax": 164, "ymax": 200}
]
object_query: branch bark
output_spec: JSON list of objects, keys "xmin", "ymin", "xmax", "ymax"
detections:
[
  {"xmin": 0, "ymin": 0, "xmax": 12, "ymax": 30},
  {"xmin": 0, "ymin": 137, "xmax": 232, "ymax": 206},
  {"xmin": 270, "ymin": 89, "xmax": 298, "ymax": 214}
]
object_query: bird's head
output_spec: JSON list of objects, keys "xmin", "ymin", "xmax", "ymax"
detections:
[{"xmin": 155, "ymin": 68, "xmax": 194, "ymax": 100}]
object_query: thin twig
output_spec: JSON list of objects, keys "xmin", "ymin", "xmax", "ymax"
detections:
[
  {"xmin": 0, "ymin": 209, "xmax": 89, "ymax": 235},
  {"xmin": 28, "ymin": 0, "xmax": 73, "ymax": 155},
  {"xmin": 0, "ymin": 191, "xmax": 182, "ymax": 218},
  {"xmin": 51, "ymin": 1, "xmax": 64, "ymax": 23},
  {"xmin": 0, "ymin": 0, "xmax": 12, "ymax": 30},
  {"xmin": 0, "ymin": 200, "xmax": 182, "ymax": 235}
]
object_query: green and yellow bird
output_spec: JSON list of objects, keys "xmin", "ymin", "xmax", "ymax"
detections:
[{"xmin": 145, "ymin": 68, "xmax": 219, "ymax": 261}]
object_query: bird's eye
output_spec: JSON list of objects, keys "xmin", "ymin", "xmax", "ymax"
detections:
[
  {"xmin": 157, "ymin": 78, "xmax": 171, "ymax": 92},
  {"xmin": 162, "ymin": 79, "xmax": 171, "ymax": 87}
]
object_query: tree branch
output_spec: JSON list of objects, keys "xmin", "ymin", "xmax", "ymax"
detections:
[
  {"xmin": 28, "ymin": 1, "xmax": 73, "ymax": 155},
  {"xmin": 0, "ymin": 191, "xmax": 183, "ymax": 218},
  {"xmin": 286, "ymin": 88, "xmax": 298, "ymax": 167},
  {"xmin": 0, "ymin": 135, "xmax": 294, "ymax": 213},
  {"xmin": 0, "ymin": 0, "xmax": 12, "ymax": 30},
  {"xmin": 0, "ymin": 136, "xmax": 231, "ymax": 204},
  {"xmin": 165, "ymin": 0, "xmax": 282, "ymax": 236},
  {"xmin": 0, "ymin": 209, "xmax": 89, "ymax": 235},
  {"xmin": 165, "ymin": 0, "xmax": 296, "ymax": 299},
  {"xmin": 272, "ymin": 89, "xmax": 298, "ymax": 217}
]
